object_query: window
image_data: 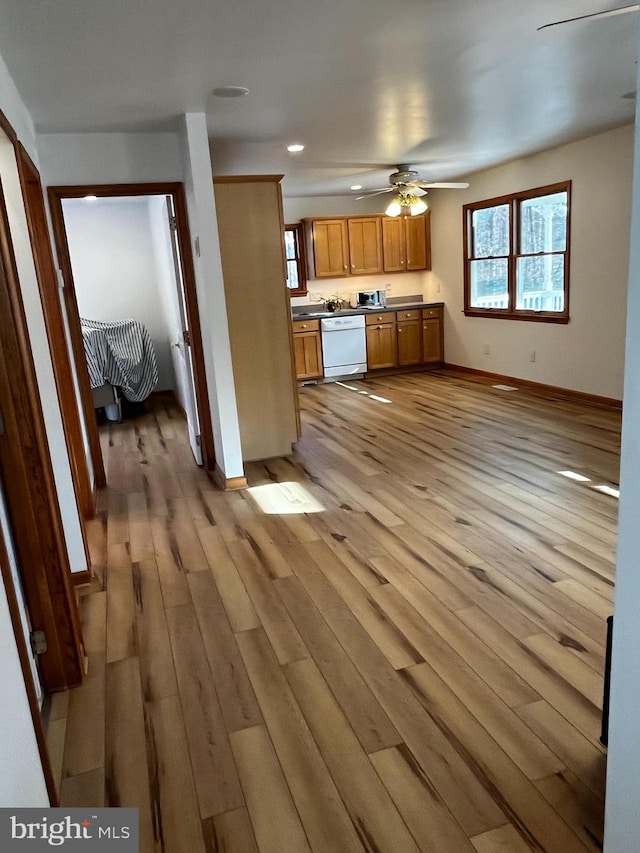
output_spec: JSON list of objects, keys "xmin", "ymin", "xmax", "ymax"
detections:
[
  {"xmin": 284, "ymin": 223, "xmax": 307, "ymax": 296},
  {"xmin": 463, "ymin": 181, "xmax": 570, "ymax": 322}
]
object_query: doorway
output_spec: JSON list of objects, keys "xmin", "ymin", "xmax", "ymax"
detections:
[{"xmin": 47, "ymin": 183, "xmax": 215, "ymax": 504}]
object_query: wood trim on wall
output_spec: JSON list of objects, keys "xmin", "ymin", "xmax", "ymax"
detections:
[
  {"xmin": 17, "ymin": 144, "xmax": 95, "ymax": 528},
  {"xmin": 46, "ymin": 190, "xmax": 107, "ymax": 492},
  {"xmin": 172, "ymin": 185, "xmax": 216, "ymax": 473},
  {"xmin": 213, "ymin": 463, "xmax": 248, "ymax": 491},
  {"xmin": 0, "ymin": 176, "xmax": 85, "ymax": 692},
  {"xmin": 47, "ymin": 182, "xmax": 216, "ymax": 484},
  {"xmin": 442, "ymin": 363, "xmax": 622, "ymax": 410}
]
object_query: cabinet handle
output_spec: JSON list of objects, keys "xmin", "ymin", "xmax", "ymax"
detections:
[
  {"xmin": 344, "ymin": 264, "xmax": 348, "ymax": 270},
  {"xmin": 301, "ymin": 324, "xmax": 307, "ymax": 329},
  {"xmin": 406, "ymin": 312, "xmax": 411, "ymax": 317}
]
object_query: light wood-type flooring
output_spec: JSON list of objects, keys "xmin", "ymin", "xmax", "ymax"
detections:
[{"xmin": 47, "ymin": 370, "xmax": 620, "ymax": 852}]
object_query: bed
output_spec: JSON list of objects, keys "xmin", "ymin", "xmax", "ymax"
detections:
[{"xmin": 81, "ymin": 318, "xmax": 159, "ymax": 421}]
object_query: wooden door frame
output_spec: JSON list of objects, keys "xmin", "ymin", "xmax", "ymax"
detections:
[
  {"xmin": 0, "ymin": 173, "xmax": 85, "ymax": 692},
  {"xmin": 16, "ymin": 145, "xmax": 95, "ymax": 537},
  {"xmin": 47, "ymin": 183, "xmax": 216, "ymax": 493}
]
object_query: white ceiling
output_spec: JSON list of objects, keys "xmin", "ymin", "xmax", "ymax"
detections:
[{"xmin": 0, "ymin": 0, "xmax": 636, "ymax": 197}]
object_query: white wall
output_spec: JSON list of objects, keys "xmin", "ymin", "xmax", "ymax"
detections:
[
  {"xmin": 428, "ymin": 124, "xmax": 633, "ymax": 400},
  {"xmin": 0, "ymin": 573, "xmax": 48, "ymax": 806},
  {"xmin": 181, "ymin": 113, "xmax": 244, "ymax": 480},
  {"xmin": 604, "ymin": 59, "xmax": 640, "ymax": 849},
  {"xmin": 62, "ymin": 196, "xmax": 176, "ymax": 392},
  {"xmin": 37, "ymin": 132, "xmax": 184, "ymax": 185},
  {"xmin": 283, "ymin": 194, "xmax": 432, "ymax": 306}
]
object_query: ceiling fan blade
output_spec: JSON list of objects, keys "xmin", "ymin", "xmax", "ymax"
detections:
[
  {"xmin": 355, "ymin": 188, "xmax": 394, "ymax": 199},
  {"xmin": 538, "ymin": 4, "xmax": 639, "ymax": 30},
  {"xmin": 416, "ymin": 182, "xmax": 470, "ymax": 189}
]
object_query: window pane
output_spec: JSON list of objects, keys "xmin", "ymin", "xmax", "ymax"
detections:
[
  {"xmin": 286, "ymin": 259, "xmax": 299, "ymax": 290},
  {"xmin": 470, "ymin": 258, "xmax": 509, "ymax": 308},
  {"xmin": 516, "ymin": 254, "xmax": 565, "ymax": 312},
  {"xmin": 520, "ymin": 192, "xmax": 567, "ymax": 254},
  {"xmin": 284, "ymin": 229, "xmax": 297, "ymax": 260},
  {"xmin": 472, "ymin": 204, "xmax": 510, "ymax": 258}
]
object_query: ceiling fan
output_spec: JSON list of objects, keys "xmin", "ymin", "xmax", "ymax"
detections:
[
  {"xmin": 355, "ymin": 165, "xmax": 470, "ymax": 217},
  {"xmin": 355, "ymin": 165, "xmax": 470, "ymax": 200},
  {"xmin": 538, "ymin": 3, "xmax": 638, "ymax": 30}
]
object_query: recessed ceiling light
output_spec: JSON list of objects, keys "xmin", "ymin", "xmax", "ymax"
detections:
[
  {"xmin": 287, "ymin": 144, "xmax": 305, "ymax": 153},
  {"xmin": 350, "ymin": 185, "xmax": 362, "ymax": 191},
  {"xmin": 212, "ymin": 86, "xmax": 250, "ymax": 98}
]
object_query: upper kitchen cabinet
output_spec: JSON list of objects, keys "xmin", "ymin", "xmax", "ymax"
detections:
[
  {"xmin": 213, "ymin": 175, "xmax": 299, "ymax": 461},
  {"xmin": 347, "ymin": 217, "xmax": 383, "ymax": 275},
  {"xmin": 382, "ymin": 213, "xmax": 431, "ymax": 273},
  {"xmin": 304, "ymin": 213, "xmax": 431, "ymax": 279},
  {"xmin": 307, "ymin": 218, "xmax": 350, "ymax": 278}
]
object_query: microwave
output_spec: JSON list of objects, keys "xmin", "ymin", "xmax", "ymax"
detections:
[{"xmin": 352, "ymin": 289, "xmax": 387, "ymax": 308}]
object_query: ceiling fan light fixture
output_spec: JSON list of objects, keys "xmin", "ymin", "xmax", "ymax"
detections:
[
  {"xmin": 411, "ymin": 197, "xmax": 428, "ymax": 215},
  {"xmin": 385, "ymin": 198, "xmax": 402, "ymax": 217}
]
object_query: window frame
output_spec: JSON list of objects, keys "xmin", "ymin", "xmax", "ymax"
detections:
[
  {"xmin": 463, "ymin": 181, "xmax": 571, "ymax": 323},
  {"xmin": 284, "ymin": 223, "xmax": 308, "ymax": 297}
]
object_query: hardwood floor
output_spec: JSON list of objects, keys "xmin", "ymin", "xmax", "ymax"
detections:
[{"xmin": 50, "ymin": 372, "xmax": 619, "ymax": 852}]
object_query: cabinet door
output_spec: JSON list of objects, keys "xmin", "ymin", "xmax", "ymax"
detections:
[
  {"xmin": 312, "ymin": 220, "xmax": 350, "ymax": 278},
  {"xmin": 381, "ymin": 217, "xmax": 405, "ymax": 272},
  {"xmin": 422, "ymin": 317, "xmax": 443, "ymax": 363},
  {"xmin": 406, "ymin": 213, "xmax": 431, "ymax": 271},
  {"xmin": 293, "ymin": 331, "xmax": 323, "ymax": 379},
  {"xmin": 366, "ymin": 323, "xmax": 397, "ymax": 369},
  {"xmin": 348, "ymin": 217, "xmax": 382, "ymax": 275},
  {"xmin": 397, "ymin": 319, "xmax": 422, "ymax": 365}
]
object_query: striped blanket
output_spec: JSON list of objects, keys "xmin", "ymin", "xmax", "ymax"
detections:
[{"xmin": 81, "ymin": 318, "xmax": 158, "ymax": 403}]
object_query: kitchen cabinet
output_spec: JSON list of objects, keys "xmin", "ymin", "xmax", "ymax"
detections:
[
  {"xmin": 304, "ymin": 213, "xmax": 430, "ymax": 279},
  {"xmin": 308, "ymin": 219, "xmax": 350, "ymax": 278},
  {"xmin": 381, "ymin": 213, "xmax": 431, "ymax": 272},
  {"xmin": 406, "ymin": 213, "xmax": 431, "ymax": 270},
  {"xmin": 347, "ymin": 217, "xmax": 383, "ymax": 275},
  {"xmin": 213, "ymin": 175, "xmax": 299, "ymax": 461},
  {"xmin": 292, "ymin": 319, "xmax": 323, "ymax": 379},
  {"xmin": 365, "ymin": 312, "xmax": 397, "ymax": 369},
  {"xmin": 396, "ymin": 309, "xmax": 422, "ymax": 366},
  {"xmin": 422, "ymin": 306, "xmax": 443, "ymax": 363}
]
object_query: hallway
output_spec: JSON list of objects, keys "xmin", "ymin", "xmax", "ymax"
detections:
[{"xmin": 47, "ymin": 373, "xmax": 617, "ymax": 852}]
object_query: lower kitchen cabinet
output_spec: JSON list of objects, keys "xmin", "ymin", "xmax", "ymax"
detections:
[
  {"xmin": 292, "ymin": 319, "xmax": 323, "ymax": 379},
  {"xmin": 396, "ymin": 309, "xmax": 422, "ymax": 366},
  {"xmin": 366, "ymin": 313, "xmax": 397, "ymax": 369},
  {"xmin": 422, "ymin": 307, "xmax": 443, "ymax": 363}
]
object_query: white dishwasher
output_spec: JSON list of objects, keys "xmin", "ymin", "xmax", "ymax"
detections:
[{"xmin": 321, "ymin": 314, "xmax": 367, "ymax": 378}]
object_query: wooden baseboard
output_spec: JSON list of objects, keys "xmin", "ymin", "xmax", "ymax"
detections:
[
  {"xmin": 442, "ymin": 363, "xmax": 622, "ymax": 410},
  {"xmin": 71, "ymin": 569, "xmax": 91, "ymax": 587},
  {"xmin": 213, "ymin": 463, "xmax": 248, "ymax": 491}
]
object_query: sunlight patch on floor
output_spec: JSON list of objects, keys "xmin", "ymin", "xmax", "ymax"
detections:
[
  {"xmin": 335, "ymin": 381, "xmax": 392, "ymax": 404},
  {"xmin": 246, "ymin": 482, "xmax": 325, "ymax": 514},
  {"xmin": 594, "ymin": 484, "xmax": 620, "ymax": 499},
  {"xmin": 557, "ymin": 470, "xmax": 592, "ymax": 482}
]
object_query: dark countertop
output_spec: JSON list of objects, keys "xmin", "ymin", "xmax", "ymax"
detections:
[{"xmin": 292, "ymin": 301, "xmax": 444, "ymax": 320}]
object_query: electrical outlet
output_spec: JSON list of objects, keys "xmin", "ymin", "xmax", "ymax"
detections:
[
  {"xmin": 483, "ymin": 343, "xmax": 490, "ymax": 355},
  {"xmin": 529, "ymin": 350, "xmax": 536, "ymax": 363}
]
